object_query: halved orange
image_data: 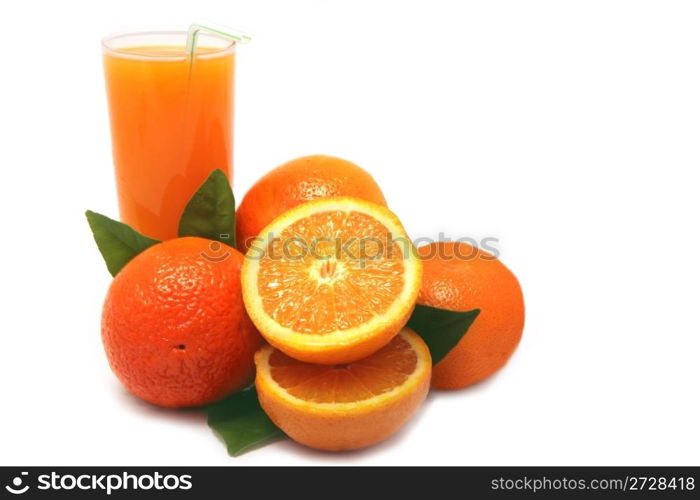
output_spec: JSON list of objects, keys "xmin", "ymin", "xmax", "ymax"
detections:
[
  {"xmin": 255, "ymin": 328, "xmax": 431, "ymax": 451},
  {"xmin": 241, "ymin": 197, "xmax": 422, "ymax": 364}
]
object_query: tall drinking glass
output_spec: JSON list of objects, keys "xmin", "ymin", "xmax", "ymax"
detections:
[{"xmin": 102, "ymin": 30, "xmax": 235, "ymax": 240}]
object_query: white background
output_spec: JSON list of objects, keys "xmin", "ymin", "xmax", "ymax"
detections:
[{"xmin": 1, "ymin": 0, "xmax": 698, "ymax": 466}]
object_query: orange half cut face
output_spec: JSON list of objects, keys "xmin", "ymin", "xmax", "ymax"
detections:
[
  {"xmin": 242, "ymin": 197, "xmax": 423, "ymax": 364},
  {"xmin": 254, "ymin": 328, "xmax": 432, "ymax": 451}
]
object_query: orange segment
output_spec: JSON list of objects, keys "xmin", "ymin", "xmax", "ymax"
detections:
[
  {"xmin": 242, "ymin": 197, "xmax": 423, "ymax": 364},
  {"xmin": 255, "ymin": 328, "xmax": 432, "ymax": 450}
]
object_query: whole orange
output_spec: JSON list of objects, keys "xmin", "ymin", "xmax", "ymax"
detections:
[
  {"xmin": 102, "ymin": 237, "xmax": 262, "ymax": 408},
  {"xmin": 417, "ymin": 242, "xmax": 525, "ymax": 389},
  {"xmin": 236, "ymin": 155, "xmax": 387, "ymax": 252}
]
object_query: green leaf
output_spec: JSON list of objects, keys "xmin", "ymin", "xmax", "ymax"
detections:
[
  {"xmin": 178, "ymin": 169, "xmax": 236, "ymax": 247},
  {"xmin": 207, "ymin": 387, "xmax": 286, "ymax": 456},
  {"xmin": 407, "ymin": 305, "xmax": 480, "ymax": 365},
  {"xmin": 85, "ymin": 210, "xmax": 160, "ymax": 277}
]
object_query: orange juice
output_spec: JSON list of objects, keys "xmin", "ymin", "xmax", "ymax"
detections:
[{"xmin": 103, "ymin": 33, "xmax": 235, "ymax": 240}]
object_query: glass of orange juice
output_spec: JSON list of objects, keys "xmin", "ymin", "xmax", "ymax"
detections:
[{"xmin": 102, "ymin": 30, "xmax": 236, "ymax": 240}]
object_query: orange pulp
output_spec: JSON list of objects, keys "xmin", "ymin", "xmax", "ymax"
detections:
[
  {"xmin": 268, "ymin": 333, "xmax": 418, "ymax": 403},
  {"xmin": 257, "ymin": 210, "xmax": 406, "ymax": 334}
]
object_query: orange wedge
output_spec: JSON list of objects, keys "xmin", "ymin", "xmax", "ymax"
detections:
[
  {"xmin": 241, "ymin": 197, "xmax": 423, "ymax": 364},
  {"xmin": 255, "ymin": 328, "xmax": 431, "ymax": 451}
]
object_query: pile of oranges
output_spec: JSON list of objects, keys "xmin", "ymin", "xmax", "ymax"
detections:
[{"xmin": 99, "ymin": 155, "xmax": 525, "ymax": 452}]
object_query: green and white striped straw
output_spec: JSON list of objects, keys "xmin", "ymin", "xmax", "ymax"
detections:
[{"xmin": 185, "ymin": 23, "xmax": 251, "ymax": 60}]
